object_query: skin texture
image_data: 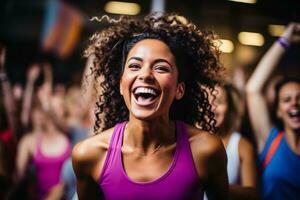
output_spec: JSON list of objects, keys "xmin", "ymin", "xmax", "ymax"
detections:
[
  {"xmin": 73, "ymin": 38, "xmax": 228, "ymax": 200},
  {"xmin": 246, "ymin": 23, "xmax": 300, "ymax": 153},
  {"xmin": 15, "ymin": 106, "xmax": 70, "ymax": 198},
  {"xmin": 212, "ymin": 86, "xmax": 228, "ymax": 128},
  {"xmin": 276, "ymin": 83, "xmax": 300, "ymax": 131},
  {"xmin": 84, "ymin": 14, "xmax": 222, "ymax": 133},
  {"xmin": 212, "ymin": 85, "xmax": 258, "ymax": 200},
  {"xmin": 120, "ymin": 39, "xmax": 185, "ymax": 120}
]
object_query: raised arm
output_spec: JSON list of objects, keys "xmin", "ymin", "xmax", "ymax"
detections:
[
  {"xmin": 0, "ymin": 47, "xmax": 18, "ymax": 138},
  {"xmin": 245, "ymin": 23, "xmax": 300, "ymax": 152},
  {"xmin": 43, "ymin": 62, "xmax": 53, "ymax": 92},
  {"xmin": 21, "ymin": 64, "xmax": 40, "ymax": 129},
  {"xmin": 37, "ymin": 63, "xmax": 70, "ymax": 134}
]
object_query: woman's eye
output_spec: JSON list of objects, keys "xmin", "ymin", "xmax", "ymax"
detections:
[
  {"xmin": 154, "ymin": 66, "xmax": 170, "ymax": 73},
  {"xmin": 128, "ymin": 64, "xmax": 140, "ymax": 70},
  {"xmin": 281, "ymin": 97, "xmax": 291, "ymax": 103}
]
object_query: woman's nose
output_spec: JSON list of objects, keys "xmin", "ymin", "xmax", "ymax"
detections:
[{"xmin": 138, "ymin": 68, "xmax": 155, "ymax": 83}]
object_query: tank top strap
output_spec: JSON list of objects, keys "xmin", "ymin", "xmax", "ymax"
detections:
[
  {"xmin": 175, "ymin": 121, "xmax": 197, "ymax": 172},
  {"xmin": 99, "ymin": 122, "xmax": 127, "ymax": 183},
  {"xmin": 226, "ymin": 132, "xmax": 241, "ymax": 153},
  {"xmin": 175, "ymin": 121, "xmax": 192, "ymax": 151},
  {"xmin": 226, "ymin": 132, "xmax": 241, "ymax": 184},
  {"xmin": 34, "ymin": 133, "xmax": 43, "ymax": 158}
]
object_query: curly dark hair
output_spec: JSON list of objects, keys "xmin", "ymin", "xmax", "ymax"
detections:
[{"xmin": 84, "ymin": 13, "xmax": 223, "ymax": 133}]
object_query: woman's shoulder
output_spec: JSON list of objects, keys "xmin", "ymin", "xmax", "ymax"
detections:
[
  {"xmin": 17, "ymin": 132, "xmax": 38, "ymax": 155},
  {"xmin": 186, "ymin": 124, "xmax": 224, "ymax": 154},
  {"xmin": 184, "ymin": 124, "xmax": 227, "ymax": 178},
  {"xmin": 238, "ymin": 135, "xmax": 256, "ymax": 158},
  {"xmin": 72, "ymin": 127, "xmax": 115, "ymax": 164},
  {"xmin": 19, "ymin": 132, "xmax": 37, "ymax": 147}
]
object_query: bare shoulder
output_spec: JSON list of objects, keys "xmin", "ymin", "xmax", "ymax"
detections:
[
  {"xmin": 238, "ymin": 136, "xmax": 256, "ymax": 158},
  {"xmin": 239, "ymin": 136, "xmax": 255, "ymax": 148},
  {"xmin": 186, "ymin": 124, "xmax": 225, "ymax": 156},
  {"xmin": 185, "ymin": 124, "xmax": 227, "ymax": 179},
  {"xmin": 72, "ymin": 127, "xmax": 114, "ymax": 164},
  {"xmin": 18, "ymin": 132, "xmax": 37, "ymax": 153},
  {"xmin": 20, "ymin": 132, "xmax": 36, "ymax": 143}
]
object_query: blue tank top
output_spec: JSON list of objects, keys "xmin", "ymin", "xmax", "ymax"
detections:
[
  {"xmin": 98, "ymin": 121, "xmax": 204, "ymax": 200},
  {"xmin": 259, "ymin": 128, "xmax": 300, "ymax": 200}
]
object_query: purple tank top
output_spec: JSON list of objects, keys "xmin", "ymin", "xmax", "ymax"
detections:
[
  {"xmin": 33, "ymin": 135, "xmax": 71, "ymax": 200},
  {"xmin": 99, "ymin": 121, "xmax": 204, "ymax": 200}
]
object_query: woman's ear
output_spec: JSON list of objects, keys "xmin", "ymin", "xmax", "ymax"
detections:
[{"xmin": 175, "ymin": 82, "xmax": 185, "ymax": 100}]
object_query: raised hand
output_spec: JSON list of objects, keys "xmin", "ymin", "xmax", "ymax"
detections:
[
  {"xmin": 281, "ymin": 22, "xmax": 300, "ymax": 44},
  {"xmin": 27, "ymin": 64, "xmax": 40, "ymax": 82}
]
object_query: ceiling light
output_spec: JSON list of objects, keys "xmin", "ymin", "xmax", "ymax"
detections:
[
  {"xmin": 228, "ymin": 0, "xmax": 256, "ymax": 4},
  {"xmin": 268, "ymin": 24, "xmax": 286, "ymax": 37},
  {"xmin": 215, "ymin": 39, "xmax": 234, "ymax": 53},
  {"xmin": 104, "ymin": 1, "xmax": 141, "ymax": 15},
  {"xmin": 238, "ymin": 32, "xmax": 264, "ymax": 46}
]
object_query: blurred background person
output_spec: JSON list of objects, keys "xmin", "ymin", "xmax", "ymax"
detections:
[
  {"xmin": 0, "ymin": 0, "xmax": 300, "ymax": 199},
  {"xmin": 246, "ymin": 22, "xmax": 300, "ymax": 200},
  {"xmin": 211, "ymin": 82, "xmax": 258, "ymax": 200},
  {"xmin": 14, "ymin": 63, "xmax": 71, "ymax": 200},
  {"xmin": 0, "ymin": 46, "xmax": 18, "ymax": 199}
]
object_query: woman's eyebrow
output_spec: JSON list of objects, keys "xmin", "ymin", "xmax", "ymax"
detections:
[
  {"xmin": 153, "ymin": 58, "xmax": 173, "ymax": 68},
  {"xmin": 126, "ymin": 57, "xmax": 173, "ymax": 68},
  {"xmin": 126, "ymin": 57, "xmax": 142, "ymax": 64}
]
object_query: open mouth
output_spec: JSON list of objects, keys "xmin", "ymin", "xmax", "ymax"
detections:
[
  {"xmin": 288, "ymin": 109, "xmax": 300, "ymax": 118},
  {"xmin": 133, "ymin": 87, "xmax": 161, "ymax": 106}
]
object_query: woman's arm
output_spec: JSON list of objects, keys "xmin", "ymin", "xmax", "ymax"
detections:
[
  {"xmin": 15, "ymin": 135, "xmax": 33, "ymax": 181},
  {"xmin": 228, "ymin": 138, "xmax": 259, "ymax": 200},
  {"xmin": 72, "ymin": 138, "xmax": 106, "ymax": 200},
  {"xmin": 204, "ymin": 136, "xmax": 229, "ymax": 200},
  {"xmin": 0, "ymin": 47, "xmax": 18, "ymax": 137},
  {"xmin": 245, "ymin": 23, "xmax": 300, "ymax": 152},
  {"xmin": 21, "ymin": 64, "xmax": 40, "ymax": 128},
  {"xmin": 44, "ymin": 182, "xmax": 65, "ymax": 200}
]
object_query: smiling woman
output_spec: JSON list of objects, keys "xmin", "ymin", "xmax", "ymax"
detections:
[
  {"xmin": 120, "ymin": 39, "xmax": 184, "ymax": 120},
  {"xmin": 246, "ymin": 23, "xmax": 300, "ymax": 200},
  {"xmin": 72, "ymin": 13, "xmax": 228, "ymax": 200}
]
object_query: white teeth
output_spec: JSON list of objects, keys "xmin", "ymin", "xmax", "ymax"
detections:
[
  {"xmin": 135, "ymin": 87, "xmax": 157, "ymax": 95},
  {"xmin": 290, "ymin": 109, "xmax": 300, "ymax": 114},
  {"xmin": 289, "ymin": 109, "xmax": 300, "ymax": 117}
]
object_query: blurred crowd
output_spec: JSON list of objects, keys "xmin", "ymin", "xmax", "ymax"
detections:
[
  {"xmin": 0, "ymin": 20, "xmax": 300, "ymax": 200},
  {"xmin": 0, "ymin": 47, "xmax": 97, "ymax": 199}
]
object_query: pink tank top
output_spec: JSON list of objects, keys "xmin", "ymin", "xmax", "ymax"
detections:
[
  {"xmin": 99, "ymin": 121, "xmax": 204, "ymax": 200},
  {"xmin": 33, "ymin": 135, "xmax": 71, "ymax": 200}
]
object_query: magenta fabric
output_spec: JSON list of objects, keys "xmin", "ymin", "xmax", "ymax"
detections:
[
  {"xmin": 99, "ymin": 121, "xmax": 204, "ymax": 200},
  {"xmin": 33, "ymin": 135, "xmax": 71, "ymax": 200}
]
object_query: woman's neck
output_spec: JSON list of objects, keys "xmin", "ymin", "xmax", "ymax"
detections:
[
  {"xmin": 219, "ymin": 130, "xmax": 233, "ymax": 148},
  {"xmin": 124, "ymin": 118, "xmax": 176, "ymax": 153},
  {"xmin": 284, "ymin": 127, "xmax": 300, "ymax": 154}
]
